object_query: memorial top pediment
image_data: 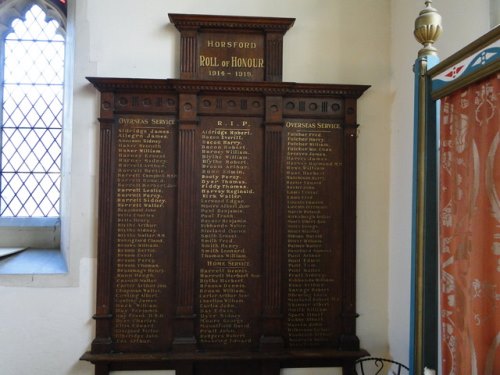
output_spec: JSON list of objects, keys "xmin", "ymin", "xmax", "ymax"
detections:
[{"xmin": 168, "ymin": 14, "xmax": 295, "ymax": 82}]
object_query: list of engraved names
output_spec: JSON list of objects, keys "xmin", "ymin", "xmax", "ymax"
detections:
[
  {"xmin": 285, "ymin": 120, "xmax": 341, "ymax": 347},
  {"xmin": 199, "ymin": 118, "xmax": 260, "ymax": 347},
  {"xmin": 114, "ymin": 116, "xmax": 175, "ymax": 347}
]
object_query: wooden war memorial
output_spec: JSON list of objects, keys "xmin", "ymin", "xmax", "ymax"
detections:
[{"xmin": 81, "ymin": 14, "xmax": 369, "ymax": 375}]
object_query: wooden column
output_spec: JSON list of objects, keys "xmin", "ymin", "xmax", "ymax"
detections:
[
  {"xmin": 339, "ymin": 98, "xmax": 360, "ymax": 350},
  {"xmin": 265, "ymin": 33, "xmax": 284, "ymax": 82},
  {"xmin": 91, "ymin": 91, "xmax": 116, "ymax": 354},
  {"xmin": 173, "ymin": 93, "xmax": 199, "ymax": 350},
  {"xmin": 260, "ymin": 95, "xmax": 285, "ymax": 350},
  {"xmin": 179, "ymin": 29, "xmax": 198, "ymax": 80}
]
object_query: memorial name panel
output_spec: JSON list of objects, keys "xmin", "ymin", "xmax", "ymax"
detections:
[
  {"xmin": 112, "ymin": 115, "xmax": 177, "ymax": 351},
  {"xmin": 198, "ymin": 32, "xmax": 265, "ymax": 81},
  {"xmin": 284, "ymin": 119, "xmax": 344, "ymax": 347},
  {"xmin": 198, "ymin": 117, "xmax": 263, "ymax": 349}
]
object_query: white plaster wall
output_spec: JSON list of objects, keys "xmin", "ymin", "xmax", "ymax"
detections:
[
  {"xmin": 0, "ymin": 0, "xmax": 492, "ymax": 374},
  {"xmin": 388, "ymin": 0, "xmax": 492, "ymax": 367}
]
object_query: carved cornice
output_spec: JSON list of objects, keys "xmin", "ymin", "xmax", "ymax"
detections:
[
  {"xmin": 87, "ymin": 77, "xmax": 370, "ymax": 99},
  {"xmin": 87, "ymin": 77, "xmax": 172, "ymax": 92},
  {"xmin": 168, "ymin": 13, "xmax": 295, "ymax": 32}
]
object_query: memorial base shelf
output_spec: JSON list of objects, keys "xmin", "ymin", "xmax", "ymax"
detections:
[{"xmin": 81, "ymin": 348, "xmax": 369, "ymax": 375}]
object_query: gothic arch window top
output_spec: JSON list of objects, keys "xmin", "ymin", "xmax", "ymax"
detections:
[
  {"xmin": 0, "ymin": 0, "xmax": 66, "ymax": 217},
  {"xmin": 0, "ymin": 0, "xmax": 66, "ymax": 38}
]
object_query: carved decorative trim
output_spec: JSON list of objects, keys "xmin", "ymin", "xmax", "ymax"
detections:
[
  {"xmin": 168, "ymin": 13, "xmax": 295, "ymax": 32},
  {"xmin": 197, "ymin": 95, "xmax": 264, "ymax": 115},
  {"xmin": 114, "ymin": 94, "xmax": 177, "ymax": 112},
  {"xmin": 87, "ymin": 78, "xmax": 370, "ymax": 99}
]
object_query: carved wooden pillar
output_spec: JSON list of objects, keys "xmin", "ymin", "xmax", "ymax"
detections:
[
  {"xmin": 340, "ymin": 98, "xmax": 360, "ymax": 350},
  {"xmin": 260, "ymin": 95, "xmax": 285, "ymax": 350},
  {"xmin": 265, "ymin": 33, "xmax": 284, "ymax": 82},
  {"xmin": 179, "ymin": 29, "xmax": 198, "ymax": 79},
  {"xmin": 173, "ymin": 93, "xmax": 199, "ymax": 350},
  {"xmin": 91, "ymin": 91, "xmax": 115, "ymax": 354}
]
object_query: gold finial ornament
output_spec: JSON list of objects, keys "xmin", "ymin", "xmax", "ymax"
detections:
[{"xmin": 414, "ymin": 0, "xmax": 443, "ymax": 57}]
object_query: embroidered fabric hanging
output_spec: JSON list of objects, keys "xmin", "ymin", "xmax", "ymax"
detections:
[{"xmin": 439, "ymin": 72, "xmax": 500, "ymax": 375}]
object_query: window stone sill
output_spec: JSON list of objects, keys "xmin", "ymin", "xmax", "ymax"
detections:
[{"xmin": 0, "ymin": 248, "xmax": 67, "ymax": 275}]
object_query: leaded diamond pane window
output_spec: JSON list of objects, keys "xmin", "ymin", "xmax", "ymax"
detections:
[{"xmin": 1, "ymin": 4, "xmax": 65, "ymax": 217}]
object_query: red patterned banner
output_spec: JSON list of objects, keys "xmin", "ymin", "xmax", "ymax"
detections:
[{"xmin": 440, "ymin": 72, "xmax": 500, "ymax": 375}]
